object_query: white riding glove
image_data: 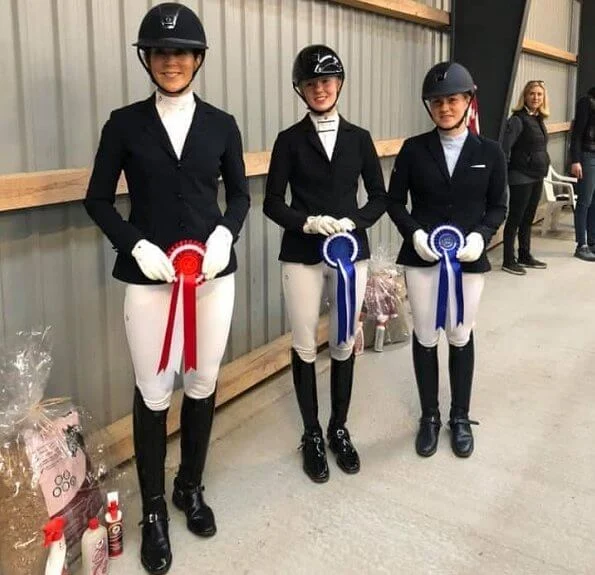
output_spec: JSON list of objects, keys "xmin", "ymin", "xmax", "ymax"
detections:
[
  {"xmin": 303, "ymin": 215, "xmax": 343, "ymax": 236},
  {"xmin": 412, "ymin": 229, "xmax": 440, "ymax": 262},
  {"xmin": 457, "ymin": 232, "xmax": 484, "ymax": 262},
  {"xmin": 131, "ymin": 239, "xmax": 176, "ymax": 283},
  {"xmin": 202, "ymin": 225, "xmax": 234, "ymax": 280},
  {"xmin": 336, "ymin": 217, "xmax": 356, "ymax": 232}
]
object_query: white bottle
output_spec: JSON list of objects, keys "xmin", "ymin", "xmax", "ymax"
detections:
[
  {"xmin": 81, "ymin": 517, "xmax": 109, "ymax": 575},
  {"xmin": 105, "ymin": 491, "xmax": 124, "ymax": 558},
  {"xmin": 43, "ymin": 516, "xmax": 68, "ymax": 575}
]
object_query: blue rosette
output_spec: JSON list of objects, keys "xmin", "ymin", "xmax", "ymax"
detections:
[
  {"xmin": 322, "ymin": 232, "xmax": 359, "ymax": 344},
  {"xmin": 429, "ymin": 225, "xmax": 465, "ymax": 330}
]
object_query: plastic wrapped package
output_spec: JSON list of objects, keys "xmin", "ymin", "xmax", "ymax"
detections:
[
  {"xmin": 0, "ymin": 328, "xmax": 108, "ymax": 575},
  {"xmin": 362, "ymin": 246, "xmax": 410, "ymax": 351}
]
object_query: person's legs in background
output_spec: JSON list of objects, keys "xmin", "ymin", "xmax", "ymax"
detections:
[
  {"xmin": 574, "ymin": 152, "xmax": 595, "ymax": 261},
  {"xmin": 517, "ymin": 179, "xmax": 547, "ymax": 268},
  {"xmin": 502, "ymin": 183, "xmax": 533, "ymax": 274}
]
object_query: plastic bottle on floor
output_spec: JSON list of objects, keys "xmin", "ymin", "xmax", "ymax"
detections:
[
  {"xmin": 81, "ymin": 517, "xmax": 109, "ymax": 574},
  {"xmin": 43, "ymin": 516, "xmax": 68, "ymax": 575},
  {"xmin": 105, "ymin": 491, "xmax": 124, "ymax": 559}
]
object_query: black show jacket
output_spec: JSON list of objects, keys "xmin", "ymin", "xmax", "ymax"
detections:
[
  {"xmin": 84, "ymin": 94, "xmax": 250, "ymax": 284},
  {"xmin": 387, "ymin": 129, "xmax": 508, "ymax": 273},
  {"xmin": 263, "ymin": 115, "xmax": 387, "ymax": 264}
]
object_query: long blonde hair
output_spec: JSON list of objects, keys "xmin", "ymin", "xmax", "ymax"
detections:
[{"xmin": 512, "ymin": 80, "xmax": 550, "ymax": 118}]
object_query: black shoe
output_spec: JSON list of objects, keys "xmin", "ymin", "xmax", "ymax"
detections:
[
  {"xmin": 449, "ymin": 416, "xmax": 479, "ymax": 458},
  {"xmin": 140, "ymin": 511, "xmax": 172, "ymax": 575},
  {"xmin": 502, "ymin": 260, "xmax": 527, "ymax": 275},
  {"xmin": 415, "ymin": 414, "xmax": 441, "ymax": 457},
  {"xmin": 172, "ymin": 478, "xmax": 217, "ymax": 537},
  {"xmin": 300, "ymin": 429, "xmax": 329, "ymax": 483},
  {"xmin": 518, "ymin": 255, "xmax": 547, "ymax": 269},
  {"xmin": 328, "ymin": 427, "xmax": 360, "ymax": 473},
  {"xmin": 574, "ymin": 245, "xmax": 595, "ymax": 261}
]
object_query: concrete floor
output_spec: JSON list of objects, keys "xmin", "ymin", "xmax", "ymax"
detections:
[{"xmin": 102, "ymin": 215, "xmax": 595, "ymax": 575}]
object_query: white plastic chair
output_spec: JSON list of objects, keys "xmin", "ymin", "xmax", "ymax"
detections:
[{"xmin": 541, "ymin": 165, "xmax": 577, "ymax": 235}]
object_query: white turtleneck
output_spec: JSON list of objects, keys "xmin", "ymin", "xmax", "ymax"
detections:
[
  {"xmin": 155, "ymin": 90, "xmax": 196, "ymax": 159},
  {"xmin": 438, "ymin": 128, "xmax": 469, "ymax": 176},
  {"xmin": 309, "ymin": 111, "xmax": 339, "ymax": 161}
]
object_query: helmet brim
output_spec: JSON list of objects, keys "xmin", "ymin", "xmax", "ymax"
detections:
[
  {"xmin": 133, "ymin": 37, "xmax": 208, "ymax": 50},
  {"xmin": 292, "ymin": 72, "xmax": 345, "ymax": 88},
  {"xmin": 422, "ymin": 88, "xmax": 475, "ymax": 100}
]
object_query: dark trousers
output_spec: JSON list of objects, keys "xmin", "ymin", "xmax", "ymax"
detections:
[
  {"xmin": 503, "ymin": 180, "xmax": 543, "ymax": 264},
  {"xmin": 574, "ymin": 152, "xmax": 595, "ymax": 247}
]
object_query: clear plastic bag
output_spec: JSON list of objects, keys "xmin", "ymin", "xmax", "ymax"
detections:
[
  {"xmin": 0, "ymin": 328, "xmax": 109, "ymax": 574},
  {"xmin": 362, "ymin": 246, "xmax": 410, "ymax": 351}
]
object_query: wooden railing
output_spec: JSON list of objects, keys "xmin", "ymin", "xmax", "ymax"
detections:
[{"xmin": 0, "ymin": 123, "xmax": 571, "ymax": 214}]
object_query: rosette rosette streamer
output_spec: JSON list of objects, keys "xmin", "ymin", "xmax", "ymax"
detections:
[
  {"xmin": 429, "ymin": 225, "xmax": 465, "ymax": 330},
  {"xmin": 322, "ymin": 233, "xmax": 360, "ymax": 344},
  {"xmin": 158, "ymin": 240, "xmax": 205, "ymax": 373}
]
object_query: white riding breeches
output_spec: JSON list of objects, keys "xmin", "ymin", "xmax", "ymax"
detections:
[
  {"xmin": 282, "ymin": 261, "xmax": 368, "ymax": 363},
  {"xmin": 405, "ymin": 266, "xmax": 484, "ymax": 348},
  {"xmin": 124, "ymin": 274, "xmax": 235, "ymax": 410}
]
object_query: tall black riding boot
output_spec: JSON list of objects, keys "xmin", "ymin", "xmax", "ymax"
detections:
[
  {"xmin": 172, "ymin": 391, "xmax": 217, "ymax": 537},
  {"xmin": 412, "ymin": 333, "xmax": 441, "ymax": 457},
  {"xmin": 327, "ymin": 353, "xmax": 360, "ymax": 474},
  {"xmin": 133, "ymin": 388, "xmax": 172, "ymax": 575},
  {"xmin": 291, "ymin": 349, "xmax": 329, "ymax": 483},
  {"xmin": 448, "ymin": 333, "xmax": 479, "ymax": 458}
]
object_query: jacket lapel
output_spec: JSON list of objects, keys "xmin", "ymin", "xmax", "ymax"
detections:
[
  {"xmin": 301, "ymin": 115, "xmax": 330, "ymax": 162},
  {"xmin": 331, "ymin": 116, "xmax": 354, "ymax": 163},
  {"xmin": 426, "ymin": 129, "xmax": 451, "ymax": 183},
  {"xmin": 181, "ymin": 95, "xmax": 209, "ymax": 159},
  {"xmin": 451, "ymin": 131, "xmax": 481, "ymax": 181},
  {"xmin": 142, "ymin": 95, "xmax": 178, "ymax": 161}
]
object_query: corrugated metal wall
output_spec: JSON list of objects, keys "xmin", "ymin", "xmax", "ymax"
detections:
[
  {"xmin": 0, "ymin": 0, "xmax": 448, "ymax": 426},
  {"xmin": 525, "ymin": 0, "xmax": 577, "ymax": 52}
]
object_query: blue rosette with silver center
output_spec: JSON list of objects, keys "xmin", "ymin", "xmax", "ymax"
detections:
[
  {"xmin": 322, "ymin": 232, "xmax": 359, "ymax": 344},
  {"xmin": 429, "ymin": 225, "xmax": 465, "ymax": 330}
]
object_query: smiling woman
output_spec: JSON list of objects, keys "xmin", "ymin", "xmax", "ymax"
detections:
[
  {"xmin": 428, "ymin": 93, "xmax": 472, "ymax": 132},
  {"xmin": 387, "ymin": 61, "xmax": 508, "ymax": 460},
  {"xmin": 146, "ymin": 48, "xmax": 203, "ymax": 95},
  {"xmin": 264, "ymin": 44, "xmax": 387, "ymax": 484},
  {"xmin": 83, "ymin": 3, "xmax": 250, "ymax": 574}
]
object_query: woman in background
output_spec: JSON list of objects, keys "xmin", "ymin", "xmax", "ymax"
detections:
[{"xmin": 501, "ymin": 80, "xmax": 551, "ymax": 275}]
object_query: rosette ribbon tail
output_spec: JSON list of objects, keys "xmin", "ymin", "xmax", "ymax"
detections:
[
  {"xmin": 157, "ymin": 240, "xmax": 205, "ymax": 374},
  {"xmin": 321, "ymin": 232, "xmax": 360, "ymax": 346},
  {"xmin": 336, "ymin": 257, "xmax": 357, "ymax": 344},
  {"xmin": 430, "ymin": 226, "xmax": 465, "ymax": 330},
  {"xmin": 182, "ymin": 273, "xmax": 198, "ymax": 371},
  {"xmin": 158, "ymin": 280, "xmax": 181, "ymax": 373}
]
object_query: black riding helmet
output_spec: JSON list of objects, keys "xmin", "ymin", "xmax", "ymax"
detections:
[
  {"xmin": 133, "ymin": 3, "xmax": 208, "ymax": 95},
  {"xmin": 422, "ymin": 62, "xmax": 476, "ymax": 131},
  {"xmin": 292, "ymin": 45, "xmax": 345, "ymax": 114}
]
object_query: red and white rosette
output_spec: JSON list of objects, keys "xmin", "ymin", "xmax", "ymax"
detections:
[{"xmin": 157, "ymin": 240, "xmax": 205, "ymax": 373}]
